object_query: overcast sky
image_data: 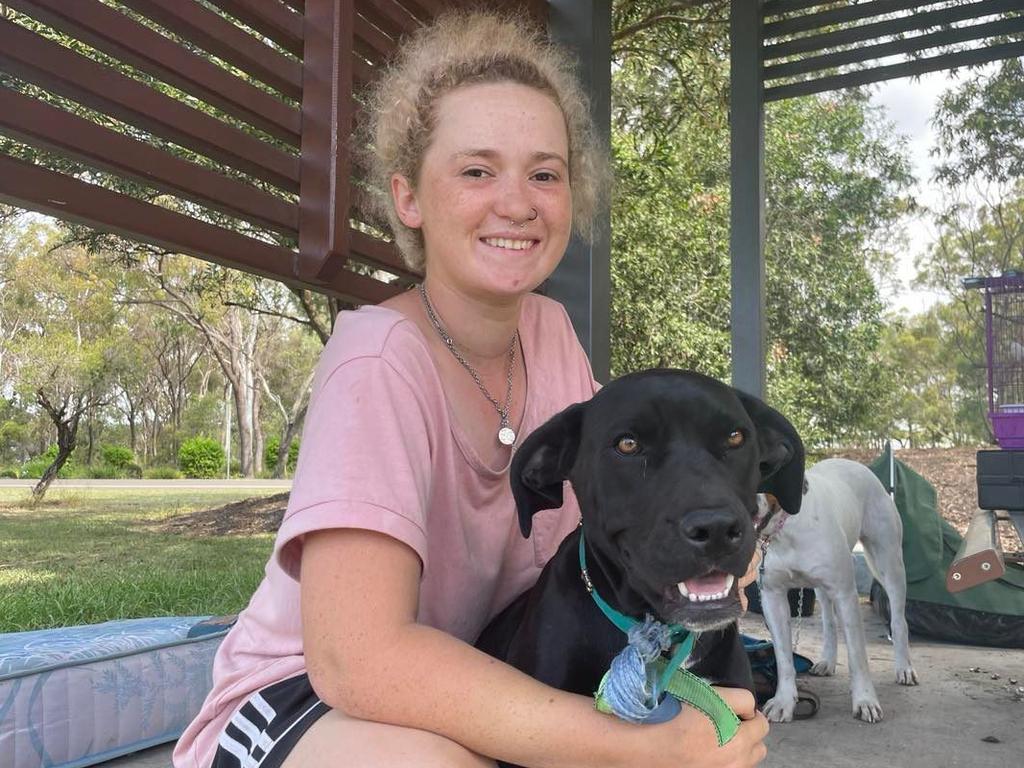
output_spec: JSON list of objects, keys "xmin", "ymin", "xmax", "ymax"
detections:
[
  {"xmin": 870, "ymin": 70, "xmax": 952, "ymax": 315},
  {"xmin": 868, "ymin": 63, "xmax": 1000, "ymax": 316}
]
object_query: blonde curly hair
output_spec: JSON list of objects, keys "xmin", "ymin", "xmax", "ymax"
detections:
[{"xmin": 360, "ymin": 10, "xmax": 604, "ymax": 271}]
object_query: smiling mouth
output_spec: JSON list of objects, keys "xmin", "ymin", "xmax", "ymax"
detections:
[
  {"xmin": 676, "ymin": 571, "xmax": 736, "ymax": 603},
  {"xmin": 481, "ymin": 237, "xmax": 537, "ymax": 251}
]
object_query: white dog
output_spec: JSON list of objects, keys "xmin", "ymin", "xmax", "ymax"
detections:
[{"xmin": 756, "ymin": 458, "xmax": 919, "ymax": 723}]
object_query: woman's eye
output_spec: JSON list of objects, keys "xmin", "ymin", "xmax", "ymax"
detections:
[
  {"xmin": 462, "ymin": 168, "xmax": 489, "ymax": 178},
  {"xmin": 726, "ymin": 430, "xmax": 745, "ymax": 449},
  {"xmin": 533, "ymin": 171, "xmax": 558, "ymax": 182},
  {"xmin": 615, "ymin": 436, "xmax": 640, "ymax": 455}
]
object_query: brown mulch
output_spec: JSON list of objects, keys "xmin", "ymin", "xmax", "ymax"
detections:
[
  {"xmin": 157, "ymin": 492, "xmax": 289, "ymax": 537},
  {"xmin": 158, "ymin": 449, "xmax": 1021, "ymax": 554},
  {"xmin": 828, "ymin": 447, "xmax": 1020, "ymax": 555}
]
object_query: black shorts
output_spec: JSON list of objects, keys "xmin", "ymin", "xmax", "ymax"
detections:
[{"xmin": 211, "ymin": 673, "xmax": 330, "ymax": 768}]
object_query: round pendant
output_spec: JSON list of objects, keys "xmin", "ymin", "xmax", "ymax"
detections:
[{"xmin": 498, "ymin": 426, "xmax": 516, "ymax": 446}]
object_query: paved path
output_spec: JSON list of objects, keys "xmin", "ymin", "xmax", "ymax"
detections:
[{"xmin": 0, "ymin": 479, "xmax": 291, "ymax": 490}]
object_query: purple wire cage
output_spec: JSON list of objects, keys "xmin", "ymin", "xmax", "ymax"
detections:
[{"xmin": 976, "ymin": 273, "xmax": 1024, "ymax": 449}]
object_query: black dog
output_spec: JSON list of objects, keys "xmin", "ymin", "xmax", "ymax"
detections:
[{"xmin": 475, "ymin": 370, "xmax": 804, "ymax": 764}]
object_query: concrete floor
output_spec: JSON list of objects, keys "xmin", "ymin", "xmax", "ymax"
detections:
[
  {"xmin": 100, "ymin": 745, "xmax": 173, "ymax": 768},
  {"xmin": 740, "ymin": 601, "xmax": 1022, "ymax": 768},
  {"xmin": 104, "ymin": 600, "xmax": 1022, "ymax": 768}
]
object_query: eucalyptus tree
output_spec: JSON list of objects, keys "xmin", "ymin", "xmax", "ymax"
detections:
[
  {"xmin": 609, "ymin": 3, "xmax": 913, "ymax": 447},
  {"xmin": 911, "ymin": 59, "xmax": 1024, "ymax": 443},
  {"xmin": 5, "ymin": 226, "xmax": 126, "ymax": 498}
]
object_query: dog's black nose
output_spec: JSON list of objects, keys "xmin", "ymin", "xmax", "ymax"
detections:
[{"xmin": 679, "ymin": 509, "xmax": 744, "ymax": 553}]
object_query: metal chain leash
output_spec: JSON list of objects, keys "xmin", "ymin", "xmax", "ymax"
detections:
[
  {"xmin": 757, "ymin": 536, "xmax": 808, "ymax": 651},
  {"xmin": 793, "ymin": 587, "xmax": 806, "ymax": 650}
]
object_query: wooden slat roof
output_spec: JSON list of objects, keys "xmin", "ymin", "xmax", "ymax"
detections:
[{"xmin": 0, "ymin": 0, "xmax": 545, "ymax": 302}]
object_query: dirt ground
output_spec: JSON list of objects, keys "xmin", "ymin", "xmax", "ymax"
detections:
[
  {"xmin": 157, "ymin": 490, "xmax": 290, "ymax": 537},
  {"xmin": 157, "ymin": 447, "xmax": 1022, "ymax": 554}
]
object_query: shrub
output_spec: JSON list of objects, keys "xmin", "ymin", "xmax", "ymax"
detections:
[
  {"xmin": 0, "ymin": 420, "xmax": 29, "ymax": 465},
  {"xmin": 0, "ymin": 466, "xmax": 18, "ymax": 479},
  {"xmin": 143, "ymin": 466, "xmax": 182, "ymax": 480},
  {"xmin": 178, "ymin": 437, "xmax": 225, "ymax": 479},
  {"xmin": 101, "ymin": 445, "xmax": 135, "ymax": 470},
  {"xmin": 264, "ymin": 436, "xmax": 299, "ymax": 474},
  {"xmin": 20, "ymin": 446, "xmax": 75, "ymax": 479},
  {"xmin": 89, "ymin": 464, "xmax": 117, "ymax": 479}
]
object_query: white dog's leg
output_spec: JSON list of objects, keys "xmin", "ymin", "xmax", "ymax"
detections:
[
  {"xmin": 861, "ymin": 494, "xmax": 919, "ymax": 687},
  {"xmin": 878, "ymin": 569, "xmax": 918, "ymax": 685},
  {"xmin": 863, "ymin": 546, "xmax": 919, "ymax": 685},
  {"xmin": 761, "ymin": 585, "xmax": 799, "ymax": 723},
  {"xmin": 828, "ymin": 583, "xmax": 884, "ymax": 723},
  {"xmin": 809, "ymin": 587, "xmax": 837, "ymax": 676}
]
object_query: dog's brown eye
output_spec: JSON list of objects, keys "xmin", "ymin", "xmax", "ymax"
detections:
[
  {"xmin": 727, "ymin": 430, "xmax": 745, "ymax": 449},
  {"xmin": 615, "ymin": 436, "xmax": 640, "ymax": 455}
]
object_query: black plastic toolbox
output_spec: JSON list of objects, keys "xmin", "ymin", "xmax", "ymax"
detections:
[{"xmin": 977, "ymin": 450, "xmax": 1024, "ymax": 511}]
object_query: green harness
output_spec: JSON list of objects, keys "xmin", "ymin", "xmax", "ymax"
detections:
[{"xmin": 580, "ymin": 534, "xmax": 740, "ymax": 746}]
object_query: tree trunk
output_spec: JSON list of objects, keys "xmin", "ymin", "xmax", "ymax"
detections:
[
  {"xmin": 253, "ymin": 387, "xmax": 264, "ymax": 476},
  {"xmin": 128, "ymin": 412, "xmax": 137, "ymax": 456},
  {"xmin": 32, "ymin": 440, "xmax": 74, "ymax": 500},
  {"xmin": 273, "ymin": 407, "xmax": 306, "ymax": 479},
  {"xmin": 32, "ymin": 393, "xmax": 82, "ymax": 501},
  {"xmin": 86, "ymin": 413, "xmax": 95, "ymax": 466},
  {"xmin": 261, "ymin": 367, "xmax": 315, "ymax": 480},
  {"xmin": 232, "ymin": 366, "xmax": 257, "ymax": 477}
]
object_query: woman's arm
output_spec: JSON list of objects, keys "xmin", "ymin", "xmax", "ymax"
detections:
[{"xmin": 301, "ymin": 528, "xmax": 768, "ymax": 768}]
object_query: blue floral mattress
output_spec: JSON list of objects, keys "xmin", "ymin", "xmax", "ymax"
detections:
[{"xmin": 0, "ymin": 616, "xmax": 228, "ymax": 768}]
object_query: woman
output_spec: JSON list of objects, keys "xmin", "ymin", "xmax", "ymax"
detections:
[{"xmin": 174, "ymin": 11, "xmax": 768, "ymax": 768}]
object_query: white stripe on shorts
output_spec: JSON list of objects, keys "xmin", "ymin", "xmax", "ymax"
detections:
[
  {"xmin": 217, "ymin": 731, "xmax": 260, "ymax": 768},
  {"xmin": 229, "ymin": 708, "xmax": 275, "ymax": 755},
  {"xmin": 250, "ymin": 692, "xmax": 277, "ymax": 723}
]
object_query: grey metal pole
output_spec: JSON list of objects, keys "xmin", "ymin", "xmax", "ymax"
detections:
[
  {"xmin": 546, "ymin": 0, "xmax": 612, "ymax": 384},
  {"xmin": 729, "ymin": 0, "xmax": 767, "ymax": 398}
]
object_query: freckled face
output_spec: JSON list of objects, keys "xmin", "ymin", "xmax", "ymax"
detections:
[{"xmin": 391, "ymin": 82, "xmax": 573, "ymax": 300}]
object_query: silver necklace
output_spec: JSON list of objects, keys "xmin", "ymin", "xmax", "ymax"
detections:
[{"xmin": 418, "ymin": 283, "xmax": 519, "ymax": 446}]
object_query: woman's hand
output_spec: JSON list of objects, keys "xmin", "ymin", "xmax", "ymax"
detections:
[
  {"xmin": 737, "ymin": 547, "xmax": 762, "ymax": 613},
  {"xmin": 630, "ymin": 687, "xmax": 768, "ymax": 768}
]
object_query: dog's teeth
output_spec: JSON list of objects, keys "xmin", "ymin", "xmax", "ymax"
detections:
[
  {"xmin": 724, "ymin": 574, "xmax": 735, "ymax": 594},
  {"xmin": 679, "ymin": 580, "xmax": 734, "ymax": 603}
]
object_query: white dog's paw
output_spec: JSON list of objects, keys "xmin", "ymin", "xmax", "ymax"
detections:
[
  {"xmin": 852, "ymin": 696, "xmax": 884, "ymax": 723},
  {"xmin": 762, "ymin": 695, "xmax": 797, "ymax": 723},
  {"xmin": 809, "ymin": 660, "xmax": 836, "ymax": 676},
  {"xmin": 895, "ymin": 666, "xmax": 919, "ymax": 686}
]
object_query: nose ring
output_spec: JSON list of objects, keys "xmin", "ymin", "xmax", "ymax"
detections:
[{"xmin": 510, "ymin": 208, "xmax": 539, "ymax": 229}]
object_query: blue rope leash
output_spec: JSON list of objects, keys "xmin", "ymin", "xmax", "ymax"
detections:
[{"xmin": 581, "ymin": 532, "xmax": 740, "ymax": 743}]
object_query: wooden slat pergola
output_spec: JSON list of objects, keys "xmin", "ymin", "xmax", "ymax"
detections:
[{"xmin": 1, "ymin": 1, "xmax": 1022, "ymax": 390}]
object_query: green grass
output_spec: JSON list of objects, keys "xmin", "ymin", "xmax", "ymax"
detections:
[{"xmin": 0, "ymin": 487, "xmax": 276, "ymax": 633}]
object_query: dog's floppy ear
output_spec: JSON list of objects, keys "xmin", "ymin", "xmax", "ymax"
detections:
[
  {"xmin": 510, "ymin": 402, "xmax": 585, "ymax": 538},
  {"xmin": 736, "ymin": 391, "xmax": 806, "ymax": 516}
]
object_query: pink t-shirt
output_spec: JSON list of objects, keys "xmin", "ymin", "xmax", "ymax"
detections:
[{"xmin": 173, "ymin": 294, "xmax": 598, "ymax": 768}]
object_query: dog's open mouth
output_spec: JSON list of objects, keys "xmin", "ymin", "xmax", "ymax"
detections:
[
  {"xmin": 676, "ymin": 571, "xmax": 736, "ymax": 603},
  {"xmin": 663, "ymin": 568, "xmax": 742, "ymax": 630}
]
